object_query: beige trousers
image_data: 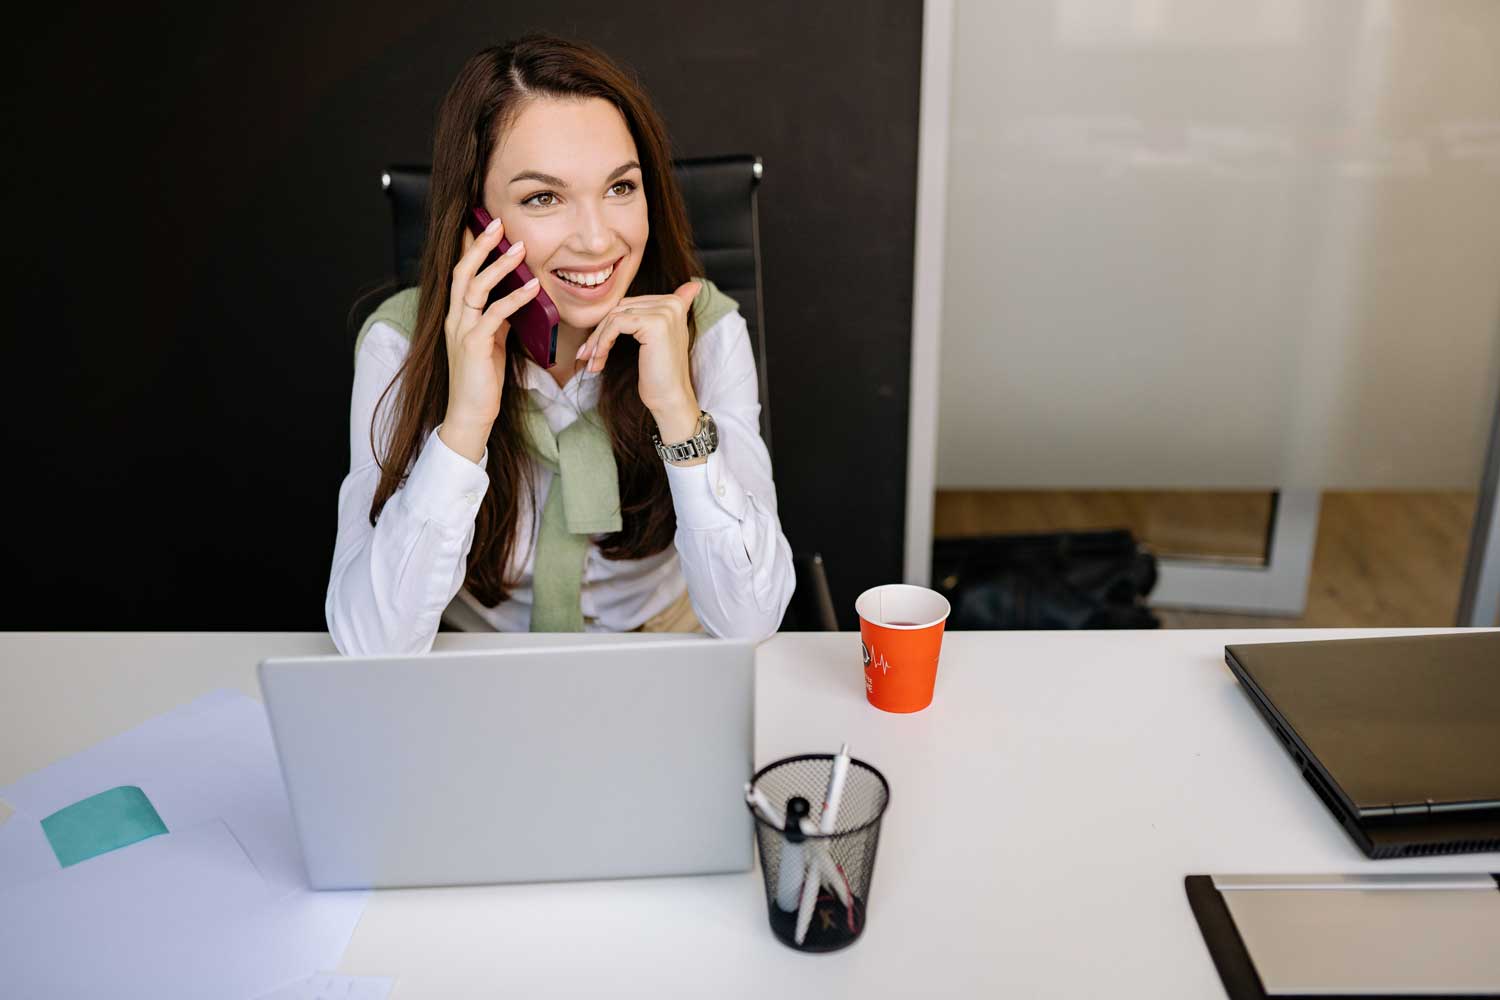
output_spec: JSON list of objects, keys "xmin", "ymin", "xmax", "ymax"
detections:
[
  {"xmin": 631, "ymin": 587, "xmax": 704, "ymax": 634},
  {"xmin": 442, "ymin": 587, "xmax": 703, "ymax": 634}
]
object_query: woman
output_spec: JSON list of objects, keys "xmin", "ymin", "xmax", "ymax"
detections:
[{"xmin": 326, "ymin": 33, "xmax": 795, "ymax": 655}]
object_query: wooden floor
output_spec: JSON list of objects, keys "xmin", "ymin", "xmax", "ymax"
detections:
[{"xmin": 933, "ymin": 490, "xmax": 1479, "ymax": 628}]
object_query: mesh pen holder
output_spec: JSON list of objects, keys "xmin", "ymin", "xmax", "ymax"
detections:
[{"xmin": 748, "ymin": 754, "xmax": 891, "ymax": 953}]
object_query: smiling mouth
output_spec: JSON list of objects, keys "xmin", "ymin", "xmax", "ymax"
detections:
[{"xmin": 552, "ymin": 256, "xmax": 623, "ymax": 289}]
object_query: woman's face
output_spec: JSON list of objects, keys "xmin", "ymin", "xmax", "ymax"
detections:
[{"xmin": 481, "ymin": 96, "xmax": 649, "ymax": 333}]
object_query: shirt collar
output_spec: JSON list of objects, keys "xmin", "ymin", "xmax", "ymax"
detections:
[{"xmin": 522, "ymin": 357, "xmax": 602, "ymax": 425}]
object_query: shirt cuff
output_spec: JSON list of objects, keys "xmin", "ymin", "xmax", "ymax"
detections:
[
  {"xmin": 664, "ymin": 451, "xmax": 745, "ymax": 529},
  {"xmin": 398, "ymin": 424, "xmax": 491, "ymax": 531}
]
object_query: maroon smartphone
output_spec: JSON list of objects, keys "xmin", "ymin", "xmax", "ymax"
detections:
[{"xmin": 465, "ymin": 205, "xmax": 560, "ymax": 368}]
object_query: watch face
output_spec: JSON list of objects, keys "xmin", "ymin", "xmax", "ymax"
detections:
[{"xmin": 702, "ymin": 412, "xmax": 718, "ymax": 450}]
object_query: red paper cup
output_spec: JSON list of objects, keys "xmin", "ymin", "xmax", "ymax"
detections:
[{"xmin": 856, "ymin": 584, "xmax": 950, "ymax": 713}]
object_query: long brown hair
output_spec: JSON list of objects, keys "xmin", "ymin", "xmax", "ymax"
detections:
[{"xmin": 366, "ymin": 33, "xmax": 704, "ymax": 607}]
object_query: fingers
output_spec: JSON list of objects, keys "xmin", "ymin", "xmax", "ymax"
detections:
[
  {"xmin": 580, "ymin": 305, "xmax": 670, "ymax": 373},
  {"xmin": 571, "ymin": 282, "xmax": 699, "ymax": 373},
  {"xmin": 576, "ymin": 309, "xmax": 628, "ymax": 372},
  {"xmin": 615, "ymin": 284, "xmax": 699, "ymax": 316},
  {"xmin": 467, "ymin": 239, "xmax": 526, "ymax": 307},
  {"xmin": 455, "ymin": 217, "xmax": 504, "ymax": 282},
  {"xmin": 463, "ymin": 277, "xmax": 542, "ymax": 353},
  {"xmin": 446, "ymin": 216, "xmax": 506, "ymax": 329}
]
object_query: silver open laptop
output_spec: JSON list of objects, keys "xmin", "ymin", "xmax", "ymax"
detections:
[{"xmin": 258, "ymin": 634, "xmax": 755, "ymax": 889}]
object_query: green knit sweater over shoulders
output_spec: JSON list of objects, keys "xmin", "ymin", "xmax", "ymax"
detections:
[{"xmin": 348, "ymin": 276, "xmax": 739, "ymax": 632}]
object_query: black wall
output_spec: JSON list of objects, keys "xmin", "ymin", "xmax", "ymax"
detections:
[{"xmin": 3, "ymin": 2, "xmax": 922, "ymax": 630}]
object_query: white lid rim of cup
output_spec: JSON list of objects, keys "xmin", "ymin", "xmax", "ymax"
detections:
[{"xmin": 855, "ymin": 583, "xmax": 951, "ymax": 631}]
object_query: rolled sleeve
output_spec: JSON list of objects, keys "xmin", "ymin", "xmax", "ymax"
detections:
[
  {"xmin": 398, "ymin": 425, "xmax": 491, "ymax": 532},
  {"xmin": 664, "ymin": 451, "xmax": 747, "ymax": 528},
  {"xmin": 666, "ymin": 308, "xmax": 796, "ymax": 640},
  {"xmin": 325, "ymin": 321, "xmax": 495, "ymax": 657}
]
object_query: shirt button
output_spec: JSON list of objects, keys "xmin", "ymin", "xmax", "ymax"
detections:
[
  {"xmin": 716, "ymin": 482, "xmax": 726, "ymax": 497},
  {"xmin": 463, "ymin": 491, "xmax": 479, "ymax": 504}
]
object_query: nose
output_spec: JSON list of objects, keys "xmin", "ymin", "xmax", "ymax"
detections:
[{"xmin": 572, "ymin": 200, "xmax": 614, "ymax": 257}]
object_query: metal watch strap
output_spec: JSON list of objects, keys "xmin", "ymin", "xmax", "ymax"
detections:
[{"xmin": 653, "ymin": 411, "xmax": 717, "ymax": 465}]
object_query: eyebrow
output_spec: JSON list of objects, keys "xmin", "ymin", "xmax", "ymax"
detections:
[{"xmin": 508, "ymin": 160, "xmax": 641, "ymax": 189}]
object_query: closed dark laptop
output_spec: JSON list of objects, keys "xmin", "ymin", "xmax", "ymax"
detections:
[{"xmin": 1224, "ymin": 631, "xmax": 1500, "ymax": 859}]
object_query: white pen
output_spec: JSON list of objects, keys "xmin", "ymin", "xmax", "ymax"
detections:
[
  {"xmin": 795, "ymin": 743, "xmax": 854, "ymax": 945},
  {"xmin": 747, "ymin": 784, "xmax": 810, "ymax": 911},
  {"xmin": 820, "ymin": 743, "xmax": 851, "ymax": 835},
  {"xmin": 798, "ymin": 816, "xmax": 853, "ymax": 910},
  {"xmin": 814, "ymin": 744, "xmax": 855, "ymax": 908},
  {"xmin": 776, "ymin": 797, "xmax": 812, "ymax": 913},
  {"xmin": 793, "ymin": 846, "xmax": 820, "ymax": 943},
  {"xmin": 747, "ymin": 782, "xmax": 851, "ymax": 914},
  {"xmin": 744, "ymin": 783, "xmax": 785, "ymax": 828}
]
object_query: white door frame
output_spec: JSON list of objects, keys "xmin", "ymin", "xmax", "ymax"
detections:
[
  {"xmin": 903, "ymin": 0, "xmax": 952, "ymax": 589},
  {"xmin": 1458, "ymin": 371, "xmax": 1500, "ymax": 627},
  {"xmin": 1150, "ymin": 490, "xmax": 1320, "ymax": 617}
]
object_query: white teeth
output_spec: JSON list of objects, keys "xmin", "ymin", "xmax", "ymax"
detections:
[{"xmin": 556, "ymin": 262, "xmax": 614, "ymax": 287}]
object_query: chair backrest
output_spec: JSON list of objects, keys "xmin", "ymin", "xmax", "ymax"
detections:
[{"xmin": 373, "ymin": 156, "xmax": 773, "ymax": 455}]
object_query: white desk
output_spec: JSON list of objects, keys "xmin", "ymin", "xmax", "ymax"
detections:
[{"xmin": 3, "ymin": 628, "xmax": 1497, "ymax": 998}]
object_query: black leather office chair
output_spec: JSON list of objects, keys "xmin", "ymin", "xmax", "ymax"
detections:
[{"xmin": 363, "ymin": 156, "xmax": 838, "ymax": 631}]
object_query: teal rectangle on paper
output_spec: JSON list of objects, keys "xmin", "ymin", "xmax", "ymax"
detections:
[{"xmin": 41, "ymin": 785, "xmax": 168, "ymax": 868}]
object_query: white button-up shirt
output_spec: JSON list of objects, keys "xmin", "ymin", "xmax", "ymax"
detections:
[{"xmin": 325, "ymin": 307, "xmax": 796, "ymax": 655}]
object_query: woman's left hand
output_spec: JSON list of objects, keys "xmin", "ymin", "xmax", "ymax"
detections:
[{"xmin": 577, "ymin": 280, "xmax": 703, "ymax": 435}]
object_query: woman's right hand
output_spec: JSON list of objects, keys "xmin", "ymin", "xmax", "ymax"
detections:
[{"xmin": 439, "ymin": 216, "xmax": 541, "ymax": 462}]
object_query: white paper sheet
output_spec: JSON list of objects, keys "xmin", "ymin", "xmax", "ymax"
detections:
[
  {"xmin": 0, "ymin": 819, "xmax": 366, "ymax": 999},
  {"xmin": 0, "ymin": 690, "xmax": 371, "ymax": 997},
  {"xmin": 1, "ymin": 689, "xmax": 312, "ymax": 894},
  {"xmin": 254, "ymin": 973, "xmax": 396, "ymax": 1000},
  {"xmin": 0, "ymin": 802, "xmax": 60, "ymax": 888}
]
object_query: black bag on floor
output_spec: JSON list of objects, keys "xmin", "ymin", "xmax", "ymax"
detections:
[{"xmin": 931, "ymin": 529, "xmax": 1160, "ymax": 630}]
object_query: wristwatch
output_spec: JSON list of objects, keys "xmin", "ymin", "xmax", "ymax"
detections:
[{"xmin": 652, "ymin": 410, "xmax": 719, "ymax": 465}]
